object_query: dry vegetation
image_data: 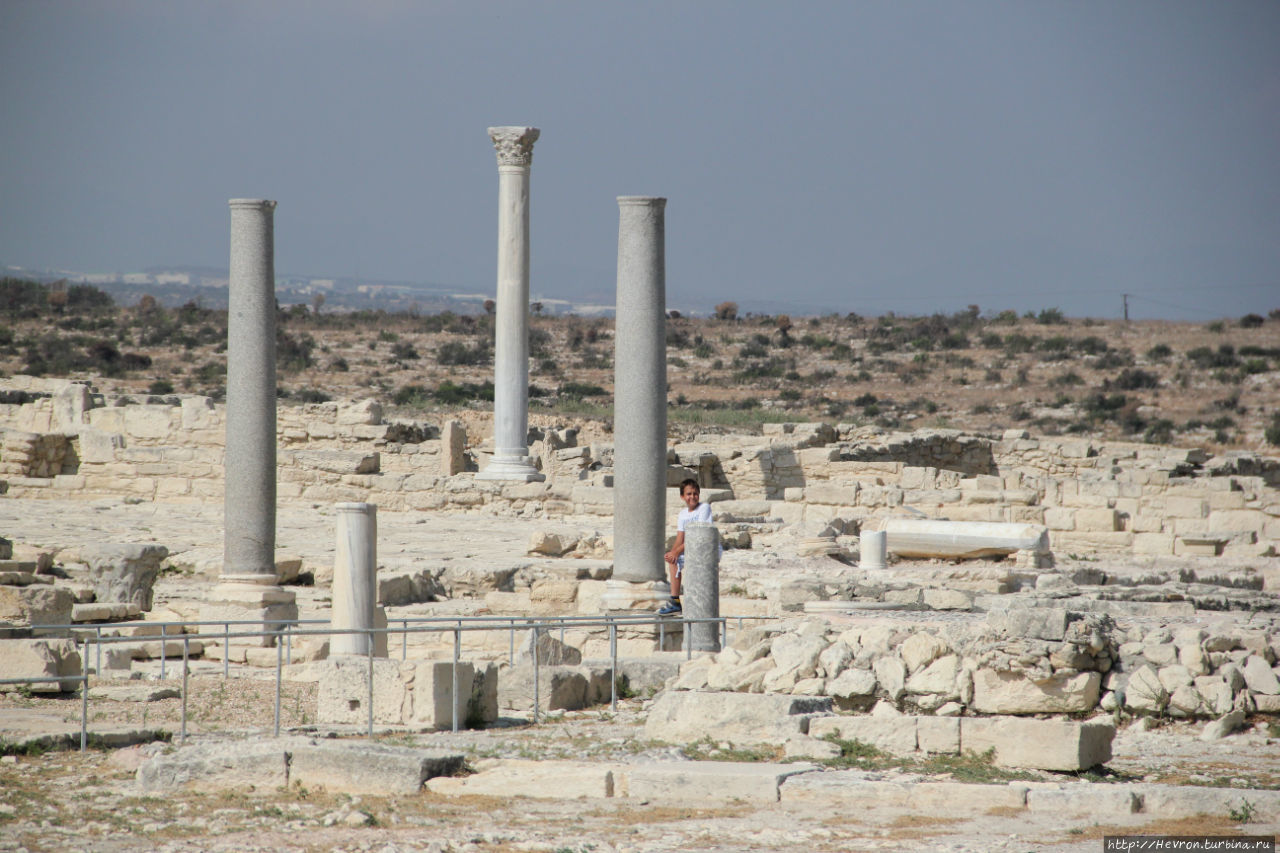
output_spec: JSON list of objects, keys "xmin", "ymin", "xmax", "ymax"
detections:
[{"xmin": 4, "ymin": 278, "xmax": 1279, "ymax": 450}]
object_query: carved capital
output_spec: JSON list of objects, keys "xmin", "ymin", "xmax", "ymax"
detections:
[{"xmin": 488, "ymin": 126, "xmax": 540, "ymax": 167}]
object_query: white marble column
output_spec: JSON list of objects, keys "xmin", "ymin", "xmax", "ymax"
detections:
[
  {"xmin": 860, "ymin": 529, "xmax": 887, "ymax": 569},
  {"xmin": 601, "ymin": 196, "xmax": 669, "ymax": 611},
  {"xmin": 683, "ymin": 522, "xmax": 721, "ymax": 652},
  {"xmin": 330, "ymin": 503, "xmax": 376, "ymax": 656},
  {"xmin": 203, "ymin": 199, "xmax": 296, "ymax": 642},
  {"xmin": 477, "ymin": 126, "xmax": 544, "ymax": 483}
]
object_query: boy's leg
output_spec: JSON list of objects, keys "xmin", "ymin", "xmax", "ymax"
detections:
[{"xmin": 671, "ymin": 557, "xmax": 682, "ymax": 598}]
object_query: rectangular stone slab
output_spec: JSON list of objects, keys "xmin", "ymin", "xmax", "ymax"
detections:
[
  {"xmin": 625, "ymin": 761, "xmax": 817, "ymax": 803},
  {"xmin": 425, "ymin": 759, "xmax": 619, "ymax": 799},
  {"xmin": 961, "ymin": 716, "xmax": 1114, "ymax": 771}
]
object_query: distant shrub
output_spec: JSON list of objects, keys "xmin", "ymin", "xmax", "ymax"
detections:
[
  {"xmin": 1187, "ymin": 345, "xmax": 1239, "ymax": 370},
  {"xmin": 1094, "ymin": 350, "xmax": 1134, "ymax": 370},
  {"xmin": 390, "ymin": 341, "xmax": 420, "ymax": 361},
  {"xmin": 147, "ymin": 379, "xmax": 175, "ymax": 395},
  {"xmin": 1036, "ymin": 308, "xmax": 1066, "ymax": 325},
  {"xmin": 1050, "ymin": 371, "xmax": 1084, "ymax": 387},
  {"xmin": 1143, "ymin": 419, "xmax": 1175, "ymax": 444},
  {"xmin": 714, "ymin": 301, "xmax": 738, "ymax": 321},
  {"xmin": 1107, "ymin": 368, "xmax": 1159, "ymax": 390},
  {"xmin": 1265, "ymin": 412, "xmax": 1280, "ymax": 446},
  {"xmin": 559, "ymin": 381, "xmax": 607, "ymax": 399},
  {"xmin": 437, "ymin": 341, "xmax": 490, "ymax": 366},
  {"xmin": 1003, "ymin": 333, "xmax": 1035, "ymax": 355},
  {"xmin": 693, "ymin": 343, "xmax": 714, "ymax": 359},
  {"xmin": 980, "ymin": 333, "xmax": 1003, "ymax": 348},
  {"xmin": 276, "ymin": 330, "xmax": 315, "ymax": 372},
  {"xmin": 1146, "ymin": 344, "xmax": 1173, "ymax": 361},
  {"xmin": 1074, "ymin": 336, "xmax": 1109, "ymax": 355},
  {"xmin": 1206, "ymin": 320, "xmax": 1225, "ymax": 333},
  {"xmin": 992, "ymin": 310, "xmax": 1019, "ymax": 325},
  {"xmin": 296, "ymin": 388, "xmax": 332, "ymax": 403},
  {"xmin": 1240, "ymin": 313, "xmax": 1265, "ymax": 328}
]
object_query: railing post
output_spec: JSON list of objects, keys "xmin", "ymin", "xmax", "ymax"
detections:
[
  {"xmin": 452, "ymin": 628, "xmax": 461, "ymax": 734},
  {"xmin": 532, "ymin": 627, "xmax": 540, "ymax": 725},
  {"xmin": 223, "ymin": 622, "xmax": 230, "ymax": 679},
  {"xmin": 609, "ymin": 620, "xmax": 618, "ymax": 712},
  {"xmin": 285, "ymin": 624, "xmax": 292, "ymax": 666},
  {"xmin": 181, "ymin": 636, "xmax": 190, "ymax": 744},
  {"xmin": 159, "ymin": 623, "xmax": 167, "ymax": 681},
  {"xmin": 401, "ymin": 620, "xmax": 407, "ymax": 661},
  {"xmin": 273, "ymin": 628, "xmax": 282, "ymax": 737},
  {"xmin": 95, "ymin": 626, "xmax": 101, "ymax": 676},
  {"xmin": 80, "ymin": 638, "xmax": 88, "ymax": 752},
  {"xmin": 366, "ymin": 629, "xmax": 374, "ymax": 737}
]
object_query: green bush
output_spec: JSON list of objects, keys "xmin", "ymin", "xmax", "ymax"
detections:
[
  {"xmin": 1107, "ymin": 368, "xmax": 1159, "ymax": 390},
  {"xmin": 147, "ymin": 379, "xmax": 175, "ymax": 395},
  {"xmin": 1265, "ymin": 413, "xmax": 1280, "ymax": 446},
  {"xmin": 1145, "ymin": 344, "xmax": 1172, "ymax": 360},
  {"xmin": 437, "ymin": 341, "xmax": 490, "ymax": 366}
]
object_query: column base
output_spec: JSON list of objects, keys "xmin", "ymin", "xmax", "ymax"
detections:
[
  {"xmin": 597, "ymin": 579, "xmax": 671, "ymax": 612},
  {"xmin": 476, "ymin": 456, "xmax": 545, "ymax": 483},
  {"xmin": 200, "ymin": 580, "xmax": 298, "ymax": 648}
]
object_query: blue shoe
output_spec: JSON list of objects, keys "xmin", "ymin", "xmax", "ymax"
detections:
[{"xmin": 657, "ymin": 598, "xmax": 682, "ymax": 616}]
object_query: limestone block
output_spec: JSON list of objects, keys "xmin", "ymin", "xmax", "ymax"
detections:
[
  {"xmin": 288, "ymin": 741, "xmax": 463, "ymax": 795},
  {"xmin": 440, "ymin": 420, "xmax": 466, "ymax": 476},
  {"xmin": 1051, "ymin": 530, "xmax": 1133, "ymax": 551},
  {"xmin": 803, "ymin": 483, "xmax": 859, "ymax": 506},
  {"xmin": 826, "ymin": 668, "xmax": 877, "ymax": 699},
  {"xmin": 1026, "ymin": 784, "xmax": 1139, "ymax": 816},
  {"xmin": 960, "ymin": 716, "xmax": 1114, "ymax": 771},
  {"xmin": 288, "ymin": 450, "xmax": 379, "ymax": 474},
  {"xmin": 1242, "ymin": 655, "xmax": 1280, "ymax": 695},
  {"xmin": 1123, "ymin": 665, "xmax": 1167, "ymax": 713},
  {"xmin": 971, "ymin": 669, "xmax": 1100, "ymax": 714},
  {"xmin": 0, "ymin": 584, "xmax": 74, "ymax": 629},
  {"xmin": 516, "ymin": 629, "xmax": 583, "ymax": 666},
  {"xmin": 917, "ymin": 716, "xmax": 960, "ymax": 754},
  {"xmin": 336, "ymin": 399, "xmax": 382, "ymax": 425},
  {"xmin": 908, "ymin": 781, "xmax": 1029, "ymax": 813},
  {"xmin": 315, "ymin": 656, "xmax": 411, "ymax": 725},
  {"xmin": 1207, "ymin": 509, "xmax": 1266, "ymax": 534},
  {"xmin": 808, "ymin": 714, "xmax": 917, "ymax": 757},
  {"xmin": 779, "ymin": 772, "xmax": 913, "ymax": 807},
  {"xmin": 905, "ymin": 654, "xmax": 960, "ymax": 697},
  {"xmin": 987, "ymin": 608, "xmax": 1068, "ymax": 642},
  {"xmin": 873, "ymin": 656, "xmax": 907, "ymax": 700},
  {"xmin": 77, "ymin": 429, "xmax": 125, "ymax": 464},
  {"xmin": 1165, "ymin": 496, "xmax": 1208, "ymax": 518},
  {"xmin": 426, "ymin": 759, "xmax": 617, "ymax": 799},
  {"xmin": 643, "ymin": 691, "xmax": 831, "ymax": 746},
  {"xmin": 1133, "ymin": 533, "xmax": 1175, "ymax": 555},
  {"xmin": 411, "ymin": 660, "xmax": 475, "ymax": 729},
  {"xmin": 901, "ymin": 635, "xmax": 950, "ymax": 676},
  {"xmin": 1136, "ymin": 784, "xmax": 1280, "ymax": 818},
  {"xmin": 81, "ymin": 544, "xmax": 168, "ymax": 611},
  {"xmin": 497, "ymin": 665, "xmax": 588, "ymax": 712},
  {"xmin": 527, "ymin": 532, "xmax": 576, "ymax": 557},
  {"xmin": 137, "ymin": 739, "xmax": 289, "ymax": 792},
  {"xmin": 0, "ymin": 638, "xmax": 82, "ymax": 693},
  {"xmin": 123, "ymin": 405, "xmax": 176, "ymax": 439},
  {"xmin": 627, "ymin": 761, "xmax": 816, "ymax": 803},
  {"xmin": 922, "ymin": 589, "xmax": 973, "ymax": 611}
]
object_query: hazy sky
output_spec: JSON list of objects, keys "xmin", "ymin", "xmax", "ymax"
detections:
[{"xmin": 2, "ymin": 1, "xmax": 1277, "ymax": 318}]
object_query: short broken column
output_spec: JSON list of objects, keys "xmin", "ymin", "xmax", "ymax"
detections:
[
  {"xmin": 477, "ymin": 126, "xmax": 544, "ymax": 483},
  {"xmin": 330, "ymin": 503, "xmax": 376, "ymax": 656},
  {"xmin": 683, "ymin": 522, "xmax": 721, "ymax": 652},
  {"xmin": 860, "ymin": 530, "xmax": 887, "ymax": 569},
  {"xmin": 201, "ymin": 198, "xmax": 297, "ymax": 643},
  {"xmin": 601, "ymin": 196, "xmax": 669, "ymax": 611}
]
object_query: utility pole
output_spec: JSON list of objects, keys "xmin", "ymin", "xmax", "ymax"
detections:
[{"xmin": 1122, "ymin": 293, "xmax": 1130, "ymax": 324}]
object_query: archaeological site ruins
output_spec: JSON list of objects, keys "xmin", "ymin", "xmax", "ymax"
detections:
[{"xmin": 1, "ymin": 127, "xmax": 1278, "ymax": 852}]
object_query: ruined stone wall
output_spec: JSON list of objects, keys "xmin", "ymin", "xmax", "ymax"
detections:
[{"xmin": 0, "ymin": 379, "xmax": 1276, "ymax": 560}]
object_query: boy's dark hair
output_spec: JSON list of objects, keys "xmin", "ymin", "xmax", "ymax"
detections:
[{"xmin": 679, "ymin": 478, "xmax": 700, "ymax": 494}]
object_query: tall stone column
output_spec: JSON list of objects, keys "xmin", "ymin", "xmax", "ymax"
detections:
[
  {"xmin": 477, "ymin": 126, "xmax": 544, "ymax": 483},
  {"xmin": 202, "ymin": 199, "xmax": 297, "ymax": 643},
  {"xmin": 601, "ymin": 197, "xmax": 669, "ymax": 611},
  {"xmin": 330, "ymin": 503, "xmax": 376, "ymax": 657},
  {"xmin": 683, "ymin": 522, "xmax": 721, "ymax": 652}
]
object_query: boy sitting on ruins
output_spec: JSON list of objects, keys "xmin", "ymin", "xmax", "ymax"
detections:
[{"xmin": 658, "ymin": 478, "xmax": 712, "ymax": 616}]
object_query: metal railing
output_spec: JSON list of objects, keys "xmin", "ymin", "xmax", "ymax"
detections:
[{"xmin": 11, "ymin": 612, "xmax": 774, "ymax": 752}]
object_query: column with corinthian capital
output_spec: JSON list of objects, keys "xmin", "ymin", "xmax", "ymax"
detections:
[{"xmin": 477, "ymin": 126, "xmax": 545, "ymax": 482}]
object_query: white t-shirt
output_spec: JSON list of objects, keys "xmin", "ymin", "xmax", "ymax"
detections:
[{"xmin": 677, "ymin": 502, "xmax": 713, "ymax": 532}]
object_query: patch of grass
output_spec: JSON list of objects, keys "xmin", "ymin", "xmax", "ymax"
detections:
[
  {"xmin": 680, "ymin": 736, "xmax": 781, "ymax": 763},
  {"xmin": 1228, "ymin": 798, "xmax": 1257, "ymax": 823},
  {"xmin": 816, "ymin": 737, "xmax": 1040, "ymax": 783}
]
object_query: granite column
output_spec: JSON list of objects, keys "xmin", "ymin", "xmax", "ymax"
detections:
[
  {"xmin": 601, "ymin": 196, "xmax": 669, "ymax": 610},
  {"xmin": 204, "ymin": 199, "xmax": 297, "ymax": 643}
]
